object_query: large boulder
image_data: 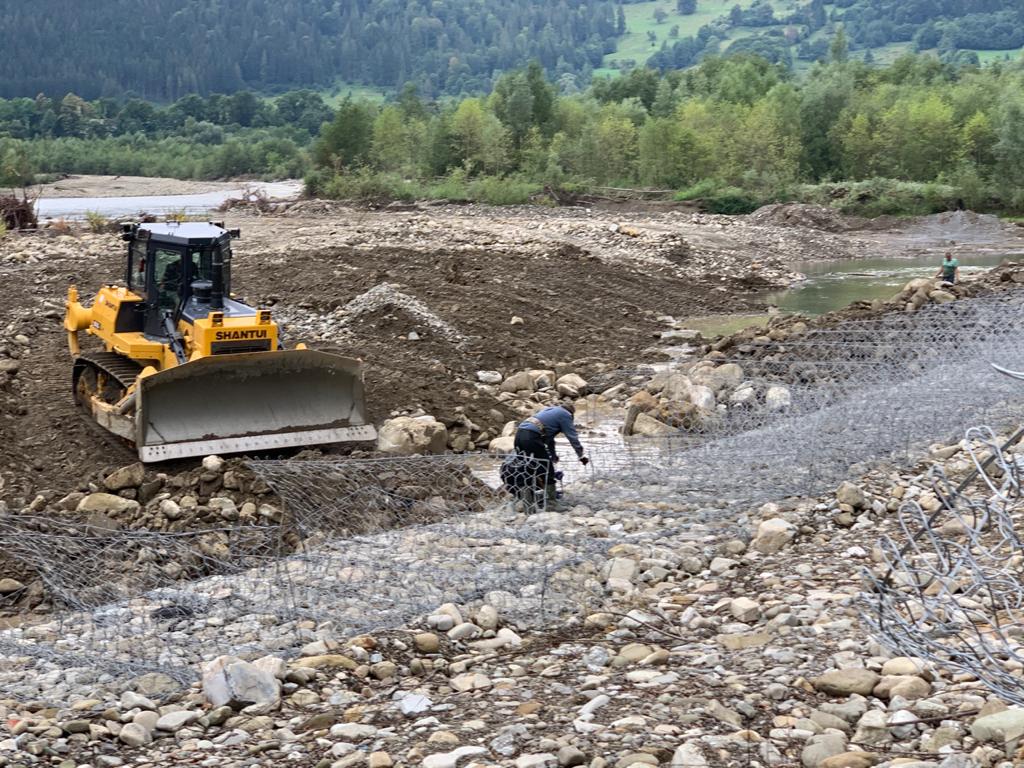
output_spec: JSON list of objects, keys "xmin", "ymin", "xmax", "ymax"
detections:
[
  {"xmin": 76, "ymin": 493, "xmax": 140, "ymax": 515},
  {"xmin": 688, "ymin": 384, "xmax": 716, "ymax": 411},
  {"xmin": 751, "ymin": 518, "xmax": 796, "ymax": 554},
  {"xmin": 629, "ymin": 412, "xmax": 677, "ymax": 437},
  {"xmin": 971, "ymin": 708, "xmax": 1024, "ymax": 744},
  {"xmin": 836, "ymin": 481, "xmax": 867, "ymax": 509},
  {"xmin": 201, "ymin": 655, "xmax": 281, "ymax": 709},
  {"xmin": 661, "ymin": 373, "xmax": 692, "ymax": 402},
  {"xmin": 695, "ymin": 363, "xmax": 744, "ymax": 393},
  {"xmin": 103, "ymin": 462, "xmax": 145, "ymax": 491},
  {"xmin": 622, "ymin": 391, "xmax": 659, "ymax": 435},
  {"xmin": 528, "ymin": 369, "xmax": 556, "ymax": 390},
  {"xmin": 377, "ymin": 416, "xmax": 449, "ymax": 456},
  {"xmin": 499, "ymin": 371, "xmax": 535, "ymax": 393},
  {"xmin": 555, "ymin": 373, "xmax": 588, "ymax": 398},
  {"xmin": 812, "ymin": 669, "xmax": 881, "ymax": 697},
  {"xmin": 488, "ymin": 435, "xmax": 515, "ymax": 454},
  {"xmin": 765, "ymin": 385, "xmax": 792, "ymax": 411},
  {"xmin": 902, "ymin": 277, "xmax": 937, "ymax": 294}
]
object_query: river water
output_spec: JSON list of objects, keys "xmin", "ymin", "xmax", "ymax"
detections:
[
  {"xmin": 684, "ymin": 252, "xmax": 1016, "ymax": 337},
  {"xmin": 769, "ymin": 252, "xmax": 1013, "ymax": 315},
  {"xmin": 35, "ymin": 180, "xmax": 302, "ymax": 221}
]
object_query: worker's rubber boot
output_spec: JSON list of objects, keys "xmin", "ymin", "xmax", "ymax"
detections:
[{"xmin": 544, "ymin": 484, "xmax": 567, "ymax": 512}]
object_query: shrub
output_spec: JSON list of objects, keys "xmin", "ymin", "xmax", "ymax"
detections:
[
  {"xmin": 792, "ymin": 178, "xmax": 965, "ymax": 217},
  {"xmin": 674, "ymin": 178, "xmax": 722, "ymax": 202},
  {"xmin": 466, "ymin": 176, "xmax": 539, "ymax": 205},
  {"xmin": 423, "ymin": 169, "xmax": 470, "ymax": 201},
  {"xmin": 702, "ymin": 186, "xmax": 761, "ymax": 215},
  {"xmin": 84, "ymin": 210, "xmax": 110, "ymax": 233},
  {"xmin": 322, "ymin": 169, "xmax": 417, "ymax": 201}
]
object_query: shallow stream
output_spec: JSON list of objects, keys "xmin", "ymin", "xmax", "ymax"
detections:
[{"xmin": 686, "ymin": 252, "xmax": 1016, "ymax": 337}]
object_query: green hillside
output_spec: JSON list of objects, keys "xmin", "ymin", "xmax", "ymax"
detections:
[{"xmin": 618, "ymin": 0, "xmax": 1024, "ymax": 75}]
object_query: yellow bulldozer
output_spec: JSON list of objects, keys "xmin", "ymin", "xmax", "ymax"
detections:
[{"xmin": 64, "ymin": 221, "xmax": 375, "ymax": 462}]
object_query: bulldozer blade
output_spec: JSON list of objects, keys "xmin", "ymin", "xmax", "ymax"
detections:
[{"xmin": 136, "ymin": 350, "xmax": 376, "ymax": 462}]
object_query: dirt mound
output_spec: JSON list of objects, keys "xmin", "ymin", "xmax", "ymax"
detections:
[
  {"xmin": 747, "ymin": 203, "xmax": 859, "ymax": 233},
  {"xmin": 910, "ymin": 210, "xmax": 1015, "ymax": 242}
]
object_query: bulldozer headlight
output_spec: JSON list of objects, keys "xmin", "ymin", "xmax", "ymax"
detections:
[
  {"xmin": 258, "ymin": 310, "xmax": 272, "ymax": 325},
  {"xmin": 210, "ymin": 312, "xmax": 224, "ymax": 327}
]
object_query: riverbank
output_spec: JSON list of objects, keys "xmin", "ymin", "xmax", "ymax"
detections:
[{"xmin": 4, "ymin": 199, "xmax": 1024, "ymax": 767}]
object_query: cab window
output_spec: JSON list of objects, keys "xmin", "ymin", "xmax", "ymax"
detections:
[
  {"xmin": 129, "ymin": 242, "xmax": 147, "ymax": 295},
  {"xmin": 187, "ymin": 243, "xmax": 231, "ymax": 294},
  {"xmin": 152, "ymin": 248, "xmax": 184, "ymax": 312}
]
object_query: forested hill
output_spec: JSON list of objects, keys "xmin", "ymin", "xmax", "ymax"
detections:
[
  {"xmin": 644, "ymin": 0, "xmax": 1024, "ymax": 73},
  {"xmin": 1, "ymin": 0, "xmax": 619, "ymax": 100},
  {"xmin": 3, "ymin": 0, "xmax": 1024, "ymax": 101}
]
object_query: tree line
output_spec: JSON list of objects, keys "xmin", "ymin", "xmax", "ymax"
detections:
[
  {"xmin": 307, "ymin": 53, "xmax": 1024, "ymax": 212},
  {"xmin": 0, "ymin": 90, "xmax": 334, "ymax": 184}
]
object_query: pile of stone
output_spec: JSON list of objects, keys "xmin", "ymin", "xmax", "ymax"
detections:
[
  {"xmin": 374, "ymin": 367, "xmax": 592, "ymax": 456},
  {"xmin": 377, "ymin": 409, "xmax": 510, "ymax": 455},
  {"xmin": 33, "ymin": 455, "xmax": 280, "ymax": 534},
  {"xmin": 617, "ymin": 361, "xmax": 791, "ymax": 437}
]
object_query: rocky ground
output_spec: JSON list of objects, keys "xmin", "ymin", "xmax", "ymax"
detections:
[{"xmin": 3, "ymin": 202, "xmax": 1024, "ymax": 767}]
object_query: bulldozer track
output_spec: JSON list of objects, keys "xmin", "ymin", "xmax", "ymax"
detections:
[
  {"xmin": 72, "ymin": 352, "xmax": 143, "ymax": 396},
  {"xmin": 70, "ymin": 352, "xmax": 144, "ymax": 462}
]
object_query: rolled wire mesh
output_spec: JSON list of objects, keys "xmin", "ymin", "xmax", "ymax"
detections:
[{"xmin": 864, "ymin": 425, "xmax": 1024, "ymax": 705}]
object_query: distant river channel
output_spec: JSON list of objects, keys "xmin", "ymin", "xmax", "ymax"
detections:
[{"xmin": 35, "ymin": 180, "xmax": 302, "ymax": 221}]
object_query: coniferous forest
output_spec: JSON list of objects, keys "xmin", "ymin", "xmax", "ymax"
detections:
[{"xmin": 3, "ymin": 0, "xmax": 1024, "ymax": 100}]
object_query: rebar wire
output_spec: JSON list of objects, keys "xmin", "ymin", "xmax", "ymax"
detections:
[{"xmin": 865, "ymin": 432, "xmax": 1024, "ymax": 706}]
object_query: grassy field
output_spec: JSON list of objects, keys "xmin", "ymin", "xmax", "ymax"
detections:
[
  {"xmin": 320, "ymin": 82, "xmax": 392, "ymax": 106},
  {"xmin": 974, "ymin": 48, "xmax": 1024, "ymax": 65},
  {"xmin": 603, "ymin": 0, "xmax": 758, "ymax": 68},
  {"xmin": 602, "ymin": 0, "xmax": 1022, "ymax": 77}
]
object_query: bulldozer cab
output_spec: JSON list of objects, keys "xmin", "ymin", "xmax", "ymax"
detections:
[{"xmin": 123, "ymin": 222, "xmax": 238, "ymax": 337}]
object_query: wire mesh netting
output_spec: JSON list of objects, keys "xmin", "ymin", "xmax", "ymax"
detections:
[
  {"xmin": 0, "ymin": 455, "xmax": 612, "ymax": 703},
  {"xmin": 572, "ymin": 291, "xmax": 1024, "ymax": 509},
  {"xmin": 3, "ymin": 290, "xmax": 1024, "ymax": 702},
  {"xmin": 865, "ymin": 425, "xmax": 1024, "ymax": 706}
]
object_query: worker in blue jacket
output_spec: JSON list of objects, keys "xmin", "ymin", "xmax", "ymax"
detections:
[{"xmin": 514, "ymin": 403, "xmax": 589, "ymax": 506}]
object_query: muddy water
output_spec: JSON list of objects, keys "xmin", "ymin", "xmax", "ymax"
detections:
[{"xmin": 36, "ymin": 180, "xmax": 302, "ymax": 220}]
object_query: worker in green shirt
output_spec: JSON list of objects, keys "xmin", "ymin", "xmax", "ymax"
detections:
[{"xmin": 935, "ymin": 252, "xmax": 959, "ymax": 284}]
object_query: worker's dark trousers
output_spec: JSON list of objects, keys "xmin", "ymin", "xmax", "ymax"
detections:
[{"xmin": 513, "ymin": 428, "xmax": 555, "ymax": 489}]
